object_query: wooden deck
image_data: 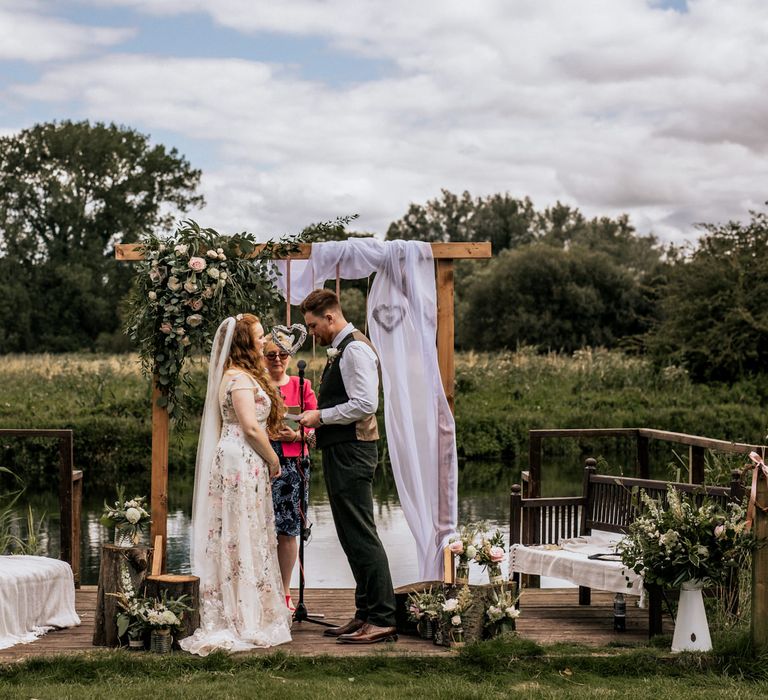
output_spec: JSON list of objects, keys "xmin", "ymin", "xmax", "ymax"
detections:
[{"xmin": 0, "ymin": 587, "xmax": 666, "ymax": 662}]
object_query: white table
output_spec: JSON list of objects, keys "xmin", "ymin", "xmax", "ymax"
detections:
[
  {"xmin": 0, "ymin": 555, "xmax": 81, "ymax": 650},
  {"xmin": 509, "ymin": 533, "xmax": 644, "ymax": 600}
]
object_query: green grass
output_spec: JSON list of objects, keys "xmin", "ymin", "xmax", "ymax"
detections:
[{"xmin": 2, "ymin": 636, "xmax": 768, "ymax": 699}]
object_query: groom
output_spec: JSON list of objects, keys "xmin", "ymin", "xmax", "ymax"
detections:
[{"xmin": 298, "ymin": 289, "xmax": 397, "ymax": 644}]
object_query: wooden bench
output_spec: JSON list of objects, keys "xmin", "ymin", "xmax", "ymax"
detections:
[{"xmin": 509, "ymin": 458, "xmax": 745, "ymax": 637}]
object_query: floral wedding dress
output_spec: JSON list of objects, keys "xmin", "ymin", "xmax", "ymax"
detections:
[{"xmin": 180, "ymin": 372, "xmax": 292, "ymax": 655}]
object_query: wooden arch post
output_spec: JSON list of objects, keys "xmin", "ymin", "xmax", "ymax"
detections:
[{"xmin": 116, "ymin": 240, "xmax": 491, "ymax": 569}]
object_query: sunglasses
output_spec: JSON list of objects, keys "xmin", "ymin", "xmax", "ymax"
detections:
[{"xmin": 264, "ymin": 351, "xmax": 290, "ymax": 361}]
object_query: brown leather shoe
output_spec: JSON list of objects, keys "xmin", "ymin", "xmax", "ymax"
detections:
[
  {"xmin": 336, "ymin": 623, "xmax": 398, "ymax": 644},
  {"xmin": 322, "ymin": 618, "xmax": 366, "ymax": 638}
]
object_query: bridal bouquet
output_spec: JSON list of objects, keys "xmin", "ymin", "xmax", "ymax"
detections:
[
  {"xmin": 618, "ymin": 485, "xmax": 754, "ymax": 588},
  {"xmin": 100, "ymin": 486, "xmax": 151, "ymax": 546}
]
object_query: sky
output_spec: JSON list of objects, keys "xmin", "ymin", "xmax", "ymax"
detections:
[{"xmin": 1, "ymin": 0, "xmax": 767, "ymax": 243}]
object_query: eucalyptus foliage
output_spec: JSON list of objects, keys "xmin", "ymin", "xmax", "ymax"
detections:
[{"xmin": 124, "ymin": 219, "xmax": 304, "ymax": 424}]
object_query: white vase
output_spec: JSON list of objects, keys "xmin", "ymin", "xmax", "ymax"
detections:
[{"xmin": 671, "ymin": 580, "xmax": 712, "ymax": 653}]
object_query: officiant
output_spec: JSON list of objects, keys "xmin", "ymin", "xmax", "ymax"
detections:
[{"xmin": 298, "ymin": 289, "xmax": 397, "ymax": 645}]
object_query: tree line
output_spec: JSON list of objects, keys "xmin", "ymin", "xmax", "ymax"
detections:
[{"xmin": 1, "ymin": 121, "xmax": 766, "ymax": 384}]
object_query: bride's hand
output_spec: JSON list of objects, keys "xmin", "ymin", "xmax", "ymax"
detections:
[{"xmin": 267, "ymin": 454, "xmax": 281, "ymax": 479}]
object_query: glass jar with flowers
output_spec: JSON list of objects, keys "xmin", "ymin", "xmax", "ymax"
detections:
[
  {"xmin": 474, "ymin": 528, "xmax": 506, "ymax": 585},
  {"xmin": 407, "ymin": 586, "xmax": 443, "ymax": 640},
  {"xmin": 618, "ymin": 485, "xmax": 754, "ymax": 653},
  {"xmin": 100, "ymin": 486, "xmax": 151, "ymax": 547},
  {"xmin": 448, "ymin": 523, "xmax": 481, "ymax": 584},
  {"xmin": 440, "ymin": 585, "xmax": 473, "ymax": 648},
  {"xmin": 144, "ymin": 593, "xmax": 193, "ymax": 654},
  {"xmin": 483, "ymin": 582, "xmax": 520, "ymax": 638}
]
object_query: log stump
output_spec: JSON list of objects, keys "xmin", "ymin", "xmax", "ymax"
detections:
[
  {"xmin": 93, "ymin": 544, "xmax": 152, "ymax": 647},
  {"xmin": 143, "ymin": 574, "xmax": 201, "ymax": 647}
]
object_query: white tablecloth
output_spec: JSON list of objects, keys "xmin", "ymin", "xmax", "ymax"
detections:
[
  {"xmin": 0, "ymin": 555, "xmax": 81, "ymax": 650},
  {"xmin": 509, "ymin": 532, "xmax": 644, "ymax": 600}
]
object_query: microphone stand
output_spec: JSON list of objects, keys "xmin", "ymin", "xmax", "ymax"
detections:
[{"xmin": 292, "ymin": 359, "xmax": 336, "ymax": 627}]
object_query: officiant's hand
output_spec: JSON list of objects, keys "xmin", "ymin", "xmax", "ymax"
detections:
[
  {"xmin": 299, "ymin": 410, "xmax": 322, "ymax": 429},
  {"xmin": 274, "ymin": 426, "xmax": 299, "ymax": 443}
]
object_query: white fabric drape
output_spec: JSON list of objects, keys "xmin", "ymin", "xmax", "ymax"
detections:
[
  {"xmin": 0, "ymin": 555, "xmax": 80, "ymax": 650},
  {"xmin": 275, "ymin": 239, "xmax": 458, "ymax": 580}
]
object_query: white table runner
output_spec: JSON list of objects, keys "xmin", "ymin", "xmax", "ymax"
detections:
[{"xmin": 0, "ymin": 555, "xmax": 81, "ymax": 650}]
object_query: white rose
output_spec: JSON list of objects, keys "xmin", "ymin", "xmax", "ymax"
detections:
[
  {"xmin": 219, "ymin": 271, "xmax": 228, "ymax": 280},
  {"xmin": 465, "ymin": 544, "xmax": 477, "ymax": 560},
  {"xmin": 174, "ymin": 244, "xmax": 188, "ymax": 256},
  {"xmin": 218, "ymin": 253, "xmax": 227, "ymax": 261},
  {"xmin": 167, "ymin": 276, "xmax": 182, "ymax": 292},
  {"xmin": 442, "ymin": 598, "xmax": 458, "ymax": 612},
  {"xmin": 161, "ymin": 610, "xmax": 179, "ymax": 626},
  {"xmin": 148, "ymin": 291, "xmax": 157, "ymax": 301},
  {"xmin": 125, "ymin": 507, "xmax": 141, "ymax": 524},
  {"xmin": 451, "ymin": 615, "xmax": 461, "ymax": 626},
  {"xmin": 206, "ymin": 249, "xmax": 219, "ymax": 259},
  {"xmin": 505, "ymin": 607, "xmax": 520, "ymax": 619},
  {"xmin": 216, "ymin": 248, "xmax": 224, "ymax": 254},
  {"xmin": 207, "ymin": 267, "xmax": 220, "ymax": 279}
]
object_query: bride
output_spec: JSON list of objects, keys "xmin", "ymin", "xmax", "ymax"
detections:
[{"xmin": 180, "ymin": 313, "xmax": 292, "ymax": 655}]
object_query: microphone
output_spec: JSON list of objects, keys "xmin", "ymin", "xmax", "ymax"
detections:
[{"xmin": 297, "ymin": 360, "xmax": 307, "ymax": 375}]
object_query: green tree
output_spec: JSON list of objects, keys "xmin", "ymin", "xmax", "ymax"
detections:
[
  {"xmin": 0, "ymin": 120, "xmax": 204, "ymax": 352},
  {"xmin": 458, "ymin": 245, "xmax": 649, "ymax": 352},
  {"xmin": 649, "ymin": 210, "xmax": 768, "ymax": 381}
]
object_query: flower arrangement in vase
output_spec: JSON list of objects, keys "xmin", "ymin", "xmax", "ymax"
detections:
[
  {"xmin": 618, "ymin": 485, "xmax": 754, "ymax": 652},
  {"xmin": 474, "ymin": 528, "xmax": 506, "ymax": 585},
  {"xmin": 440, "ymin": 585, "xmax": 474, "ymax": 648},
  {"xmin": 407, "ymin": 586, "xmax": 444, "ymax": 640},
  {"xmin": 448, "ymin": 523, "xmax": 482, "ymax": 584},
  {"xmin": 100, "ymin": 486, "xmax": 150, "ymax": 547},
  {"xmin": 483, "ymin": 583, "xmax": 520, "ymax": 638}
]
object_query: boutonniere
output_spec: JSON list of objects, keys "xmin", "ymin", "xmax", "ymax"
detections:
[{"xmin": 326, "ymin": 348, "xmax": 340, "ymax": 361}]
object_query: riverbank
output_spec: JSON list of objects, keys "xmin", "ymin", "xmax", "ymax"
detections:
[{"xmin": 1, "ymin": 349, "xmax": 765, "ymax": 490}]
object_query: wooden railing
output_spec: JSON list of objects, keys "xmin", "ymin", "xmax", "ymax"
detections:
[
  {"xmin": 526, "ymin": 427, "xmax": 764, "ymax": 499},
  {"xmin": 0, "ymin": 429, "xmax": 82, "ymax": 586}
]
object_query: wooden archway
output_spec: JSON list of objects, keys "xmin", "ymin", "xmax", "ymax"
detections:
[{"xmin": 116, "ymin": 240, "xmax": 491, "ymax": 568}]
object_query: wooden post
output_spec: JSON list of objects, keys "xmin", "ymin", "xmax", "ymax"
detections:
[
  {"xmin": 436, "ymin": 259, "xmax": 455, "ymax": 414},
  {"xmin": 72, "ymin": 469, "xmax": 83, "ymax": 587},
  {"xmin": 689, "ymin": 445, "xmax": 705, "ymax": 484},
  {"xmin": 58, "ymin": 431, "xmax": 74, "ymax": 577},
  {"xmin": 151, "ymin": 379, "xmax": 169, "ymax": 572},
  {"xmin": 752, "ymin": 471, "xmax": 768, "ymax": 650}
]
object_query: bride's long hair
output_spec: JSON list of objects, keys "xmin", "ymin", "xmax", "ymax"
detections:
[{"xmin": 226, "ymin": 313, "xmax": 284, "ymax": 434}]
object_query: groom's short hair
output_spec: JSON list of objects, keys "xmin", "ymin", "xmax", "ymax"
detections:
[{"xmin": 300, "ymin": 288, "xmax": 341, "ymax": 317}]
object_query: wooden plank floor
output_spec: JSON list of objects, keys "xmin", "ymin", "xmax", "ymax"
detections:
[{"xmin": 0, "ymin": 586, "xmax": 666, "ymax": 662}]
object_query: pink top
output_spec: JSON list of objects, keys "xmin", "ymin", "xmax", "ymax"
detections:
[{"xmin": 277, "ymin": 374, "xmax": 317, "ymax": 457}]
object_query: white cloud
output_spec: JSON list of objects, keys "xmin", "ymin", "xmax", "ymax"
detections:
[
  {"xmin": 4, "ymin": 0, "xmax": 768, "ymax": 242},
  {"xmin": 0, "ymin": 2, "xmax": 132, "ymax": 62}
]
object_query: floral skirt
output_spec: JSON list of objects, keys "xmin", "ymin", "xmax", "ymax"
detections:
[{"xmin": 271, "ymin": 442, "xmax": 310, "ymax": 537}]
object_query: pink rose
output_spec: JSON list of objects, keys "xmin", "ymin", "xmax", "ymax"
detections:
[
  {"xmin": 186, "ymin": 314, "xmax": 204, "ymax": 327},
  {"xmin": 160, "ymin": 322, "xmax": 172, "ymax": 334},
  {"xmin": 448, "ymin": 541, "xmax": 464, "ymax": 555},
  {"xmin": 188, "ymin": 257, "xmax": 207, "ymax": 272},
  {"xmin": 714, "ymin": 524, "xmax": 726, "ymax": 538},
  {"xmin": 188, "ymin": 298, "xmax": 203, "ymax": 311},
  {"xmin": 489, "ymin": 546, "xmax": 505, "ymax": 563},
  {"xmin": 183, "ymin": 279, "xmax": 198, "ymax": 294}
]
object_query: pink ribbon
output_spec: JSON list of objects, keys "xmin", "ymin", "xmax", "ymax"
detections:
[{"xmin": 746, "ymin": 450, "xmax": 768, "ymax": 531}]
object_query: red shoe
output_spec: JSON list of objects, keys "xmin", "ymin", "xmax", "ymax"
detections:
[{"xmin": 285, "ymin": 595, "xmax": 296, "ymax": 612}]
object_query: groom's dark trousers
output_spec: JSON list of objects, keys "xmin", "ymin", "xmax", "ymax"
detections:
[{"xmin": 322, "ymin": 441, "xmax": 396, "ymax": 627}]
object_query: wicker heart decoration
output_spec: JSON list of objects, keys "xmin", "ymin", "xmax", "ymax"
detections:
[
  {"xmin": 271, "ymin": 323, "xmax": 308, "ymax": 355},
  {"xmin": 372, "ymin": 304, "xmax": 406, "ymax": 332}
]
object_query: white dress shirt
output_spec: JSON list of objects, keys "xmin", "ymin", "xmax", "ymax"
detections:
[{"xmin": 319, "ymin": 323, "xmax": 379, "ymax": 425}]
